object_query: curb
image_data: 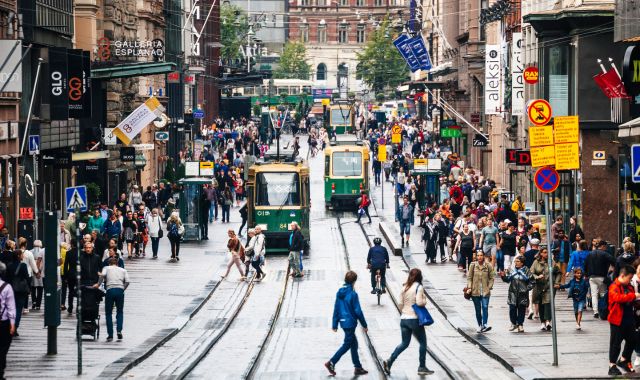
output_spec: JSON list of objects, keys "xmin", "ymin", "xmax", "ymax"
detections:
[
  {"xmin": 378, "ymin": 221, "xmax": 402, "ymax": 256},
  {"xmin": 379, "ymin": 221, "xmax": 545, "ymax": 380},
  {"xmin": 96, "ymin": 279, "xmax": 221, "ymax": 379}
]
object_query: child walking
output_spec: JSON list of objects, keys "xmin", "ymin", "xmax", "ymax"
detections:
[{"xmin": 555, "ymin": 267, "xmax": 589, "ymax": 330}]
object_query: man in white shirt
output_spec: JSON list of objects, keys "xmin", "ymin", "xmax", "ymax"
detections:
[{"xmin": 97, "ymin": 258, "xmax": 130, "ymax": 342}]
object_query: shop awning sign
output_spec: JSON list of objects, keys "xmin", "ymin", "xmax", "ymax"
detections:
[{"xmin": 113, "ymin": 97, "xmax": 165, "ymax": 145}]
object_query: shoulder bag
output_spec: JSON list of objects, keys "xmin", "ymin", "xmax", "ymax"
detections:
[
  {"xmin": 157, "ymin": 217, "xmax": 164, "ymax": 238},
  {"xmin": 12, "ymin": 263, "xmax": 30, "ymax": 294},
  {"xmin": 411, "ymin": 285, "xmax": 434, "ymax": 326}
]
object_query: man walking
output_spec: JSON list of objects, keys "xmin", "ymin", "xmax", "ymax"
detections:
[
  {"xmin": 584, "ymin": 240, "xmax": 615, "ymax": 318},
  {"xmin": 288, "ymin": 222, "xmax": 304, "ymax": 278},
  {"xmin": 97, "ymin": 257, "xmax": 130, "ymax": 342},
  {"xmin": 0, "ymin": 262, "xmax": 15, "ymax": 380},
  {"xmin": 395, "ymin": 196, "xmax": 414, "ymax": 247},
  {"xmin": 325, "ymin": 271, "xmax": 369, "ymax": 376}
]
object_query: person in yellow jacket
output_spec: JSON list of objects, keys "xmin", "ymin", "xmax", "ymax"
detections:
[
  {"xmin": 511, "ymin": 195, "xmax": 525, "ymax": 213},
  {"xmin": 59, "ymin": 242, "xmax": 68, "ymax": 311}
]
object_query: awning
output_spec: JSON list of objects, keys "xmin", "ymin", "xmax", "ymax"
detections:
[
  {"xmin": 91, "ymin": 62, "xmax": 177, "ymax": 80},
  {"xmin": 618, "ymin": 116, "xmax": 640, "ymax": 138}
]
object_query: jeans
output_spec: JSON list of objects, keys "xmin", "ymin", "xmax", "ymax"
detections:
[
  {"xmin": 105, "ymin": 288, "xmax": 124, "ymax": 338},
  {"xmin": 330, "ymin": 327, "xmax": 362, "ymax": 368},
  {"xmin": 610, "ymin": 324, "xmax": 637, "ymax": 363},
  {"xmin": 356, "ymin": 206, "xmax": 371, "ymax": 223},
  {"xmin": 496, "ymin": 249, "xmax": 504, "ymax": 272},
  {"xmin": 370, "ymin": 266, "xmax": 386, "ymax": 290},
  {"xmin": 251, "ymin": 259, "xmax": 265, "ymax": 278},
  {"xmin": 66, "ymin": 278, "xmax": 77, "ymax": 312},
  {"xmin": 388, "ymin": 318, "xmax": 427, "ymax": 368},
  {"xmin": 374, "ymin": 170, "xmax": 381, "ymax": 185},
  {"xmin": 438, "ymin": 240, "xmax": 448, "ymax": 259},
  {"xmin": 288, "ymin": 250, "xmax": 301, "ymax": 276},
  {"xmin": 209, "ymin": 202, "xmax": 218, "ymax": 221},
  {"xmin": 222, "ymin": 205, "xmax": 230, "ymax": 222},
  {"xmin": 30, "ymin": 286, "xmax": 43, "ymax": 308},
  {"xmin": 200, "ymin": 222, "xmax": 208, "ymax": 239},
  {"xmin": 509, "ymin": 304, "xmax": 526, "ymax": 326},
  {"xmin": 169, "ymin": 237, "xmax": 180, "ymax": 258},
  {"xmin": 589, "ymin": 276, "xmax": 605, "ymax": 313},
  {"xmin": 14, "ymin": 292, "xmax": 25, "ymax": 328},
  {"xmin": 471, "ymin": 295, "xmax": 490, "ymax": 327},
  {"xmin": 0, "ymin": 320, "xmax": 11, "ymax": 378},
  {"xmin": 151, "ymin": 237, "xmax": 160, "ymax": 257}
]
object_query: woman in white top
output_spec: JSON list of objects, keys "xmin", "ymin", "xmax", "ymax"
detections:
[
  {"xmin": 383, "ymin": 268, "xmax": 434, "ymax": 376},
  {"xmin": 146, "ymin": 208, "xmax": 163, "ymax": 259}
]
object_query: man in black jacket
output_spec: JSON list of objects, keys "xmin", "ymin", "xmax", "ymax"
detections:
[
  {"xmin": 80, "ymin": 242, "xmax": 103, "ymax": 287},
  {"xmin": 584, "ymin": 240, "xmax": 615, "ymax": 318},
  {"xmin": 288, "ymin": 222, "xmax": 304, "ymax": 278},
  {"xmin": 64, "ymin": 241, "xmax": 78, "ymax": 314},
  {"xmin": 367, "ymin": 238, "xmax": 389, "ymax": 293}
]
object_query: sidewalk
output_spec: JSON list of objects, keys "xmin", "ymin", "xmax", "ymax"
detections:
[
  {"xmin": 369, "ymin": 179, "xmax": 612, "ymax": 379},
  {"xmin": 5, "ymin": 215, "xmax": 244, "ymax": 379}
]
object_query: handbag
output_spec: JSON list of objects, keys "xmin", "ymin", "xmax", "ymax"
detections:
[
  {"xmin": 463, "ymin": 286, "xmax": 472, "ymax": 300},
  {"xmin": 12, "ymin": 264, "xmax": 30, "ymax": 294},
  {"xmin": 411, "ymin": 285, "xmax": 434, "ymax": 326},
  {"xmin": 157, "ymin": 217, "xmax": 164, "ymax": 238}
]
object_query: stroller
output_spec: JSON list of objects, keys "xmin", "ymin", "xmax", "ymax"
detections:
[{"xmin": 78, "ymin": 286, "xmax": 104, "ymax": 340}]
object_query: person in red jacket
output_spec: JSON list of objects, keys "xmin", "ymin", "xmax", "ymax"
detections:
[
  {"xmin": 356, "ymin": 191, "xmax": 372, "ymax": 224},
  {"xmin": 607, "ymin": 265, "xmax": 640, "ymax": 376}
]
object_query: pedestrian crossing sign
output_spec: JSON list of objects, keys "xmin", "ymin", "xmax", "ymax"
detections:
[
  {"xmin": 66, "ymin": 186, "xmax": 88, "ymax": 212},
  {"xmin": 632, "ymin": 145, "xmax": 640, "ymax": 183}
]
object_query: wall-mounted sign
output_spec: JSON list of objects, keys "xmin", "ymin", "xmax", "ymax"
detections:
[
  {"xmin": 485, "ymin": 45, "xmax": 502, "ymax": 115},
  {"xmin": 67, "ymin": 49, "xmax": 91, "ymax": 118},
  {"xmin": 593, "ymin": 150, "xmax": 606, "ymax": 160},
  {"xmin": 506, "ymin": 148, "xmax": 518, "ymax": 163},
  {"xmin": 167, "ymin": 71, "xmax": 180, "ymax": 84},
  {"xmin": 49, "ymin": 47, "xmax": 69, "ymax": 120},
  {"xmin": 511, "ymin": 33, "xmax": 524, "ymax": 116},
  {"xmin": 155, "ymin": 131, "xmax": 169, "ymax": 141},
  {"xmin": 19, "ymin": 207, "xmax": 34, "ymax": 220},
  {"xmin": 97, "ymin": 37, "xmax": 165, "ymax": 61},
  {"xmin": 515, "ymin": 150, "xmax": 532, "ymax": 166},
  {"xmin": 524, "ymin": 67, "xmax": 539, "ymax": 84},
  {"xmin": 120, "ymin": 147, "xmax": 136, "ymax": 161},
  {"xmin": 0, "ymin": 40, "xmax": 22, "ymax": 92}
]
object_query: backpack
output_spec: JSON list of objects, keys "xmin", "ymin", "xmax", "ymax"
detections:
[{"xmin": 168, "ymin": 222, "xmax": 179, "ymax": 239}]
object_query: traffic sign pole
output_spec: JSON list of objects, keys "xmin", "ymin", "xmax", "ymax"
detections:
[{"xmin": 544, "ymin": 193, "xmax": 559, "ymax": 366}]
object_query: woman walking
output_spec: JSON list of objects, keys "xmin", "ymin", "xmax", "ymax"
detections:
[
  {"xmin": 9, "ymin": 248, "xmax": 29, "ymax": 336},
  {"xmin": 122, "ymin": 211, "xmax": 138, "ymax": 259},
  {"xmin": 383, "ymin": 268, "xmax": 434, "ymax": 376},
  {"xmin": 221, "ymin": 187, "xmax": 233, "ymax": 223},
  {"xmin": 166, "ymin": 213, "xmax": 183, "ymax": 262},
  {"xmin": 222, "ymin": 230, "xmax": 245, "ymax": 280},
  {"xmin": 455, "ymin": 223, "xmax": 476, "ymax": 273},
  {"xmin": 530, "ymin": 247, "xmax": 561, "ymax": 331},
  {"xmin": 146, "ymin": 208, "xmax": 162, "ymax": 259},
  {"xmin": 500, "ymin": 256, "xmax": 534, "ymax": 332},
  {"xmin": 466, "ymin": 251, "xmax": 495, "ymax": 333}
]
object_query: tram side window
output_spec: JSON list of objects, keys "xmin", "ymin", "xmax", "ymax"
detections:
[
  {"xmin": 332, "ymin": 152, "xmax": 362, "ymax": 176},
  {"xmin": 256, "ymin": 172, "xmax": 301, "ymax": 206},
  {"xmin": 325, "ymin": 156, "xmax": 330, "ymax": 176}
]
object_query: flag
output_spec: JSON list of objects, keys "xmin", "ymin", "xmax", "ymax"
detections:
[
  {"xmin": 113, "ymin": 97, "xmax": 165, "ymax": 145},
  {"xmin": 593, "ymin": 70, "xmax": 630, "ymax": 99}
]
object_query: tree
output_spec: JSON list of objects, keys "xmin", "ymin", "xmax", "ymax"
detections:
[
  {"xmin": 274, "ymin": 41, "xmax": 311, "ymax": 80},
  {"xmin": 356, "ymin": 18, "xmax": 409, "ymax": 94},
  {"xmin": 221, "ymin": 3, "xmax": 249, "ymax": 62}
]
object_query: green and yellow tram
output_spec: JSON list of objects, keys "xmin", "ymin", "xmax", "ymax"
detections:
[
  {"xmin": 329, "ymin": 103, "xmax": 355, "ymax": 134},
  {"xmin": 324, "ymin": 140, "xmax": 370, "ymax": 209},
  {"xmin": 246, "ymin": 162, "xmax": 310, "ymax": 254}
]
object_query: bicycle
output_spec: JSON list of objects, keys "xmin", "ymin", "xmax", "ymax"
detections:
[{"xmin": 375, "ymin": 269, "xmax": 383, "ymax": 305}]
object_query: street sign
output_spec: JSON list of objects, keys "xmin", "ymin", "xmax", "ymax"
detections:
[
  {"xmin": 553, "ymin": 115, "xmax": 579, "ymax": 144},
  {"xmin": 200, "ymin": 161, "xmax": 214, "ymax": 176},
  {"xmin": 528, "ymin": 99, "xmax": 552, "ymax": 126},
  {"xmin": 104, "ymin": 128, "xmax": 117, "ymax": 145},
  {"xmin": 377, "ymin": 145, "xmax": 387, "ymax": 161},
  {"xmin": 524, "ymin": 67, "xmax": 539, "ymax": 84},
  {"xmin": 632, "ymin": 144, "xmax": 640, "ymax": 183},
  {"xmin": 193, "ymin": 109, "xmax": 204, "ymax": 119},
  {"xmin": 531, "ymin": 145, "xmax": 556, "ymax": 167},
  {"xmin": 65, "ymin": 185, "xmax": 88, "ymax": 212},
  {"xmin": 155, "ymin": 131, "xmax": 169, "ymax": 141},
  {"xmin": 28, "ymin": 135, "xmax": 40, "ymax": 154},
  {"xmin": 441, "ymin": 128, "xmax": 462, "ymax": 138},
  {"xmin": 529, "ymin": 125, "xmax": 554, "ymax": 147},
  {"xmin": 413, "ymin": 159, "xmax": 428, "ymax": 170},
  {"xmin": 391, "ymin": 125, "xmax": 402, "ymax": 143},
  {"xmin": 472, "ymin": 133, "xmax": 488, "ymax": 147},
  {"xmin": 534, "ymin": 167, "xmax": 560, "ymax": 193},
  {"xmin": 120, "ymin": 147, "xmax": 135, "ymax": 161},
  {"xmin": 554, "ymin": 142, "xmax": 580, "ymax": 170}
]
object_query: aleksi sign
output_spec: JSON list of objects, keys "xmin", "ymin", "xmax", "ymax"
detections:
[
  {"xmin": 511, "ymin": 33, "xmax": 524, "ymax": 116},
  {"xmin": 485, "ymin": 45, "xmax": 502, "ymax": 115},
  {"xmin": 97, "ymin": 37, "xmax": 165, "ymax": 61}
]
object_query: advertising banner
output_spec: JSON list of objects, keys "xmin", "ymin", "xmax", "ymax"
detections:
[
  {"xmin": 49, "ymin": 47, "xmax": 69, "ymax": 120},
  {"xmin": 408, "ymin": 35, "xmax": 432, "ymax": 71},
  {"xmin": 485, "ymin": 45, "xmax": 502, "ymax": 115},
  {"xmin": 393, "ymin": 35, "xmax": 420, "ymax": 72},
  {"xmin": 113, "ymin": 97, "xmax": 165, "ymax": 145},
  {"xmin": 511, "ymin": 33, "xmax": 524, "ymax": 115}
]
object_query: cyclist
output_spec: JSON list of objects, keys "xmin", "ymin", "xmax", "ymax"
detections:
[{"xmin": 367, "ymin": 237, "xmax": 390, "ymax": 294}]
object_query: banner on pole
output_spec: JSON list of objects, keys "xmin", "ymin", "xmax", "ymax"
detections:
[
  {"xmin": 485, "ymin": 45, "xmax": 502, "ymax": 115},
  {"xmin": 393, "ymin": 35, "xmax": 420, "ymax": 72},
  {"xmin": 511, "ymin": 33, "xmax": 524, "ymax": 115},
  {"xmin": 113, "ymin": 97, "xmax": 165, "ymax": 145},
  {"xmin": 408, "ymin": 35, "xmax": 432, "ymax": 71}
]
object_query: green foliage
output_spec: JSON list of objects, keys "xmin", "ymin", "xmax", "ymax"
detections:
[
  {"xmin": 273, "ymin": 41, "xmax": 311, "ymax": 80},
  {"xmin": 253, "ymin": 104, "xmax": 261, "ymax": 116},
  {"xmin": 176, "ymin": 163, "xmax": 186, "ymax": 181},
  {"xmin": 85, "ymin": 182, "xmax": 101, "ymax": 205},
  {"xmin": 356, "ymin": 18, "xmax": 409, "ymax": 93},
  {"xmin": 376, "ymin": 93, "xmax": 385, "ymax": 103},
  {"xmin": 163, "ymin": 160, "xmax": 175, "ymax": 183},
  {"xmin": 221, "ymin": 3, "xmax": 249, "ymax": 62}
]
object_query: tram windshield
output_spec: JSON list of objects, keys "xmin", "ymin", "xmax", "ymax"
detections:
[
  {"xmin": 330, "ymin": 108, "xmax": 351, "ymax": 125},
  {"xmin": 332, "ymin": 152, "xmax": 362, "ymax": 176},
  {"xmin": 256, "ymin": 172, "xmax": 301, "ymax": 206}
]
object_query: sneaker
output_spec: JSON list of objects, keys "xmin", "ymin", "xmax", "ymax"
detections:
[
  {"xmin": 527, "ymin": 312, "xmax": 534, "ymax": 320},
  {"xmin": 540, "ymin": 323, "xmax": 546, "ymax": 331},
  {"xmin": 634, "ymin": 357, "xmax": 640, "ymax": 367},
  {"xmin": 481, "ymin": 326, "xmax": 492, "ymax": 333},
  {"xmin": 594, "ymin": 312, "xmax": 599, "ymax": 319},
  {"xmin": 509, "ymin": 324, "xmax": 517, "ymax": 331},
  {"xmin": 418, "ymin": 367, "xmax": 435, "ymax": 375},
  {"xmin": 324, "ymin": 361, "xmax": 336, "ymax": 376},
  {"xmin": 371, "ymin": 289, "xmax": 377, "ymax": 294},
  {"xmin": 576, "ymin": 324, "xmax": 581, "ymax": 330},
  {"xmin": 106, "ymin": 336, "xmax": 113, "ymax": 342},
  {"xmin": 440, "ymin": 257, "xmax": 447, "ymax": 263},
  {"xmin": 23, "ymin": 309, "xmax": 28, "ymax": 314},
  {"xmin": 176, "ymin": 257, "xmax": 180, "ymax": 261},
  {"xmin": 383, "ymin": 360, "xmax": 391, "ymax": 375},
  {"xmin": 518, "ymin": 325, "xmax": 524, "ymax": 333},
  {"xmin": 609, "ymin": 365, "xmax": 622, "ymax": 376},
  {"xmin": 546, "ymin": 323, "xmax": 552, "ymax": 331},
  {"xmin": 476, "ymin": 327, "xmax": 483, "ymax": 333},
  {"xmin": 617, "ymin": 359, "xmax": 636, "ymax": 373},
  {"xmin": 117, "ymin": 332, "xmax": 123, "ymax": 340},
  {"xmin": 261, "ymin": 272, "xmax": 267, "ymax": 280},
  {"xmin": 354, "ymin": 368, "xmax": 368, "ymax": 375}
]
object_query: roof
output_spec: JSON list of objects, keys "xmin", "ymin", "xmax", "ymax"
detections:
[
  {"xmin": 91, "ymin": 62, "xmax": 177, "ymax": 80},
  {"xmin": 618, "ymin": 116, "xmax": 640, "ymax": 138},
  {"xmin": 252, "ymin": 162, "xmax": 309, "ymax": 173},
  {"xmin": 178, "ymin": 177, "xmax": 214, "ymax": 184}
]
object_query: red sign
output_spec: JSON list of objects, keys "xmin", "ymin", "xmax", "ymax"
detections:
[
  {"xmin": 534, "ymin": 167, "xmax": 560, "ymax": 194},
  {"xmin": 19, "ymin": 207, "xmax": 34, "ymax": 220},
  {"xmin": 528, "ymin": 99, "xmax": 552, "ymax": 126},
  {"xmin": 167, "ymin": 71, "xmax": 180, "ymax": 84},
  {"xmin": 184, "ymin": 75, "xmax": 195, "ymax": 84},
  {"xmin": 470, "ymin": 113, "xmax": 481, "ymax": 124},
  {"xmin": 523, "ymin": 67, "xmax": 539, "ymax": 84},
  {"xmin": 593, "ymin": 70, "xmax": 630, "ymax": 99},
  {"xmin": 506, "ymin": 149, "xmax": 518, "ymax": 163},
  {"xmin": 516, "ymin": 150, "xmax": 532, "ymax": 166}
]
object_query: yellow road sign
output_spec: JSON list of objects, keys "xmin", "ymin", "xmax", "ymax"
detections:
[
  {"xmin": 531, "ymin": 145, "xmax": 556, "ymax": 167},
  {"xmin": 555, "ymin": 143, "xmax": 580, "ymax": 170},
  {"xmin": 378, "ymin": 145, "xmax": 387, "ymax": 161},
  {"xmin": 413, "ymin": 159, "xmax": 428, "ymax": 170},
  {"xmin": 529, "ymin": 125, "xmax": 554, "ymax": 147},
  {"xmin": 554, "ymin": 115, "xmax": 579, "ymax": 144}
]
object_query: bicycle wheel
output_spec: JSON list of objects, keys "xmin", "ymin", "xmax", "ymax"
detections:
[{"xmin": 377, "ymin": 290, "xmax": 381, "ymax": 305}]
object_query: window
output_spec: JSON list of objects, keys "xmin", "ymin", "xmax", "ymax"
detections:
[
  {"xmin": 330, "ymin": 108, "xmax": 351, "ymax": 125},
  {"xmin": 317, "ymin": 0, "xmax": 326, "ymax": 5},
  {"xmin": 301, "ymin": 24, "xmax": 309, "ymax": 42},
  {"xmin": 243, "ymin": 87, "xmax": 255, "ymax": 95},
  {"xmin": 547, "ymin": 45, "xmax": 569, "ymax": 116},
  {"xmin": 374, "ymin": 0, "xmax": 384, "ymax": 5},
  {"xmin": 316, "ymin": 63, "xmax": 327, "ymax": 80},
  {"xmin": 300, "ymin": 0, "xmax": 309, "ymax": 4},
  {"xmin": 356, "ymin": 24, "xmax": 366, "ymax": 43},
  {"xmin": 356, "ymin": 0, "xmax": 365, "ymax": 5},
  {"xmin": 256, "ymin": 172, "xmax": 300, "ymax": 206},
  {"xmin": 339, "ymin": 0, "xmax": 348, "ymax": 5},
  {"xmin": 339, "ymin": 24, "xmax": 348, "ymax": 44},
  {"xmin": 332, "ymin": 152, "xmax": 362, "ymax": 176},
  {"xmin": 318, "ymin": 23, "xmax": 327, "ymax": 43}
]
